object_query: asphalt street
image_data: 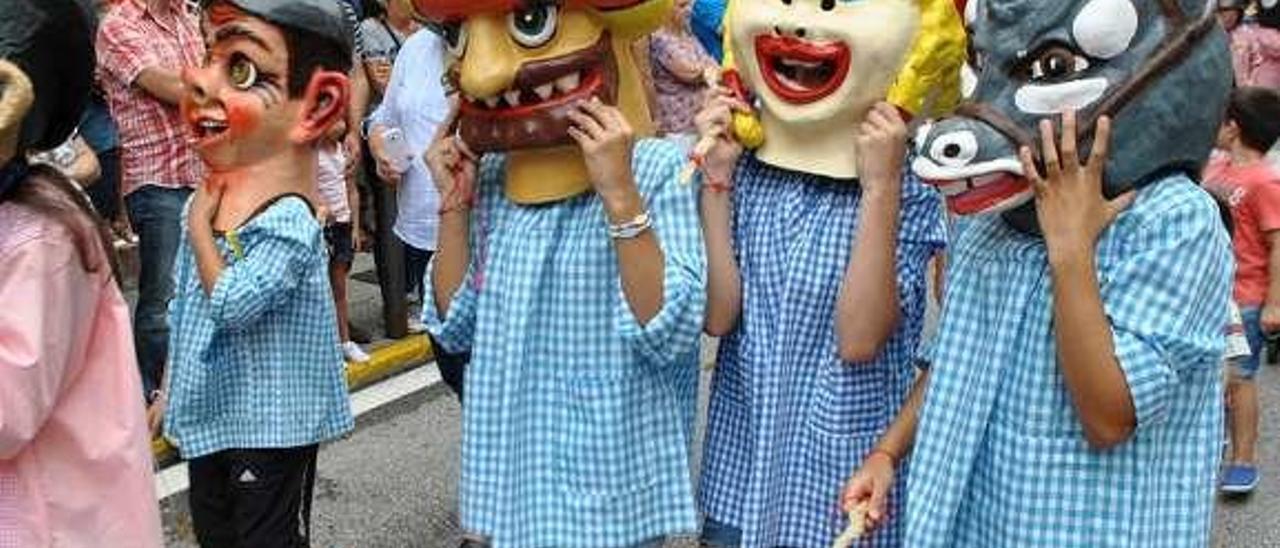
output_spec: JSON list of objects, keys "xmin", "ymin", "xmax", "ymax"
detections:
[{"xmin": 157, "ymin": 355, "xmax": 1280, "ymax": 548}]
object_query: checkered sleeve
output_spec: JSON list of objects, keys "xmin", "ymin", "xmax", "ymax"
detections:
[
  {"xmin": 207, "ymin": 204, "xmax": 319, "ymax": 331},
  {"xmin": 897, "ymin": 172, "xmax": 947, "ymax": 327},
  {"xmin": 422, "ymin": 157, "xmax": 502, "ymax": 354},
  {"xmin": 1102, "ymin": 188, "xmax": 1233, "ymax": 431},
  {"xmin": 422, "ymin": 256, "xmax": 479, "ymax": 354},
  {"xmin": 613, "ymin": 142, "xmax": 708, "ymax": 368},
  {"xmin": 96, "ymin": 17, "xmax": 161, "ymax": 87}
]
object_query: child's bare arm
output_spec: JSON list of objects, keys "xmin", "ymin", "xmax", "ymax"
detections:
[
  {"xmin": 1261, "ymin": 231, "xmax": 1280, "ymax": 331},
  {"xmin": 346, "ymin": 167, "xmax": 362, "ymax": 250},
  {"xmin": 189, "ymin": 184, "xmax": 226, "ymax": 296},
  {"xmin": 1023, "ymin": 113, "xmax": 1138, "ymax": 449}
]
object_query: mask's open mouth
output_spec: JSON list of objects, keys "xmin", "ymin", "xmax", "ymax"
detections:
[
  {"xmin": 754, "ymin": 35, "xmax": 850, "ymax": 104},
  {"xmin": 913, "ymin": 156, "xmax": 1032, "ymax": 216},
  {"xmin": 187, "ymin": 113, "xmax": 230, "ymax": 150},
  {"xmin": 456, "ymin": 33, "xmax": 618, "ymax": 153}
]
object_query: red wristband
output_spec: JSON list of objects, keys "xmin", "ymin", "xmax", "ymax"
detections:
[{"xmin": 867, "ymin": 447, "xmax": 899, "ymax": 466}]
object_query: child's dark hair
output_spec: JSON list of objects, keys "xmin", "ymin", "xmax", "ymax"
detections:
[
  {"xmin": 1226, "ymin": 86, "xmax": 1280, "ymax": 153},
  {"xmin": 282, "ymin": 22, "xmax": 353, "ymax": 98}
]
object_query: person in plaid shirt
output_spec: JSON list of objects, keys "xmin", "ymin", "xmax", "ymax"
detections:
[
  {"xmin": 96, "ymin": 0, "xmax": 205, "ymax": 403},
  {"xmin": 159, "ymin": 0, "xmax": 356, "ymax": 544}
]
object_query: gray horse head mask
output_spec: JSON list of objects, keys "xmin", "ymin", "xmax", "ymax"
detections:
[{"xmin": 911, "ymin": 0, "xmax": 1233, "ymax": 233}]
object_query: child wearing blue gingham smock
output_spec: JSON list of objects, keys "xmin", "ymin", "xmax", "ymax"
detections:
[
  {"xmin": 164, "ymin": 196, "xmax": 354, "ymax": 459},
  {"xmin": 698, "ymin": 154, "xmax": 946, "ymax": 547},
  {"xmin": 423, "ymin": 139, "xmax": 706, "ymax": 547},
  {"xmin": 906, "ymin": 177, "xmax": 1232, "ymax": 547}
]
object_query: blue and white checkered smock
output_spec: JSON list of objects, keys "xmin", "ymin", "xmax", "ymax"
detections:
[
  {"xmin": 164, "ymin": 196, "xmax": 354, "ymax": 459},
  {"xmin": 906, "ymin": 177, "xmax": 1231, "ymax": 547},
  {"xmin": 698, "ymin": 155, "xmax": 947, "ymax": 548},
  {"xmin": 423, "ymin": 139, "xmax": 707, "ymax": 547}
]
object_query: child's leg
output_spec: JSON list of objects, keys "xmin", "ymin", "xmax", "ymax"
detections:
[
  {"xmin": 326, "ymin": 223, "xmax": 355, "ymax": 343},
  {"xmin": 1232, "ymin": 307, "xmax": 1265, "ymax": 465},
  {"xmin": 188, "ymin": 451, "xmax": 238, "ymax": 548},
  {"xmin": 1229, "ymin": 377, "xmax": 1259, "ymax": 463},
  {"xmin": 330, "ymin": 258, "xmax": 351, "ymax": 343},
  {"xmin": 226, "ymin": 445, "xmax": 320, "ymax": 546}
]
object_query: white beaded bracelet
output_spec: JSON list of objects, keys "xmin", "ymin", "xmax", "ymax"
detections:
[{"xmin": 607, "ymin": 211, "xmax": 652, "ymax": 239}]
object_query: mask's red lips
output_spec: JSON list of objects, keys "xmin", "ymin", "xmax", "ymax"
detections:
[
  {"xmin": 754, "ymin": 35, "xmax": 850, "ymax": 104},
  {"xmin": 924, "ymin": 173, "xmax": 1033, "ymax": 216}
]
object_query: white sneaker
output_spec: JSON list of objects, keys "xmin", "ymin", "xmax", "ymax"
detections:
[
  {"xmin": 407, "ymin": 317, "xmax": 428, "ymax": 334},
  {"xmin": 342, "ymin": 341, "xmax": 371, "ymax": 363}
]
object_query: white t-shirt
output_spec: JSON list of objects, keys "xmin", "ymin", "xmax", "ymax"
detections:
[
  {"xmin": 316, "ymin": 143, "xmax": 350, "ymax": 224},
  {"xmin": 367, "ymin": 31, "xmax": 447, "ymax": 251}
]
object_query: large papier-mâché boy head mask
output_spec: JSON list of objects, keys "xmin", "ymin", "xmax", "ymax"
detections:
[
  {"xmin": 411, "ymin": 0, "xmax": 670, "ymax": 204},
  {"xmin": 183, "ymin": 0, "xmax": 352, "ymax": 182},
  {"xmin": 0, "ymin": 0, "xmax": 94, "ymax": 193},
  {"xmin": 722, "ymin": 0, "xmax": 967, "ymax": 179},
  {"xmin": 912, "ymin": 0, "xmax": 1232, "ymax": 234}
]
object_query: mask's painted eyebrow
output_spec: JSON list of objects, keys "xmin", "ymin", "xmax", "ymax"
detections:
[
  {"xmin": 213, "ymin": 24, "xmax": 271, "ymax": 51},
  {"xmin": 513, "ymin": 0, "xmax": 558, "ymax": 10}
]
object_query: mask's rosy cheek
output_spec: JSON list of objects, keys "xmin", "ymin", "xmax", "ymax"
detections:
[{"xmin": 223, "ymin": 94, "xmax": 262, "ymax": 140}]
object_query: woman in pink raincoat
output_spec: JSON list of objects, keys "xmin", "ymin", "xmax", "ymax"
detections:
[{"xmin": 0, "ymin": 0, "xmax": 162, "ymax": 546}]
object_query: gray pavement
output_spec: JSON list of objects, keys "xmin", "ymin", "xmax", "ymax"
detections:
[
  {"xmin": 1214, "ymin": 359, "xmax": 1280, "ymax": 547},
  {"xmin": 159, "ymin": 355, "xmax": 1280, "ymax": 548}
]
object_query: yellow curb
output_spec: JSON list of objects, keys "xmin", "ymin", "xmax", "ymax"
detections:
[{"xmin": 152, "ymin": 335, "xmax": 435, "ymax": 464}]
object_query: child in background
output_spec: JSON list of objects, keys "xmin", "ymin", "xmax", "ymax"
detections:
[
  {"xmin": 1202, "ymin": 86, "xmax": 1280, "ymax": 494},
  {"xmin": 318, "ymin": 119, "xmax": 370, "ymax": 364}
]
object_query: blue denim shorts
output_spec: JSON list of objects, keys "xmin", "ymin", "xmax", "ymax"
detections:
[{"xmin": 1236, "ymin": 307, "xmax": 1264, "ymax": 380}]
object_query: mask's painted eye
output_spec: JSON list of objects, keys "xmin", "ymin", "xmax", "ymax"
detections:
[
  {"xmin": 229, "ymin": 56, "xmax": 258, "ymax": 90},
  {"xmin": 1027, "ymin": 46, "xmax": 1090, "ymax": 82},
  {"xmin": 441, "ymin": 22, "xmax": 467, "ymax": 57},
  {"xmin": 508, "ymin": 3, "xmax": 558, "ymax": 48}
]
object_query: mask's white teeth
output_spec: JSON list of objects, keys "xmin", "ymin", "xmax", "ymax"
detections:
[
  {"xmin": 973, "ymin": 173, "xmax": 1002, "ymax": 186},
  {"xmin": 939, "ymin": 180, "xmax": 968, "ymax": 197},
  {"xmin": 534, "ymin": 83, "xmax": 554, "ymax": 100},
  {"xmin": 483, "ymin": 96, "xmax": 500, "ymax": 109},
  {"xmin": 463, "ymin": 93, "xmax": 478, "ymax": 104},
  {"xmin": 554, "ymin": 72, "xmax": 581, "ymax": 93},
  {"xmin": 503, "ymin": 90, "xmax": 522, "ymax": 107},
  {"xmin": 779, "ymin": 58, "xmax": 823, "ymax": 70}
]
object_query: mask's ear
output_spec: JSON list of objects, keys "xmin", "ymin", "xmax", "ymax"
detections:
[{"xmin": 290, "ymin": 70, "xmax": 350, "ymax": 143}]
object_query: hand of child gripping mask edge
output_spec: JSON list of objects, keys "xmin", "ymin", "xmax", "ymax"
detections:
[
  {"xmin": 189, "ymin": 181, "xmax": 225, "ymax": 231},
  {"xmin": 566, "ymin": 97, "xmax": 637, "ymax": 200},
  {"xmin": 855, "ymin": 102, "xmax": 908, "ymax": 196},
  {"xmin": 1020, "ymin": 111, "xmax": 1135, "ymax": 261},
  {"xmin": 425, "ymin": 98, "xmax": 478, "ymax": 214},
  {"xmin": 691, "ymin": 84, "xmax": 752, "ymax": 188}
]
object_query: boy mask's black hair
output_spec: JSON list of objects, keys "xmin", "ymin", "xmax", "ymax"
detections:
[
  {"xmin": 281, "ymin": 22, "xmax": 352, "ymax": 98},
  {"xmin": 203, "ymin": 0, "xmax": 354, "ymax": 97},
  {"xmin": 1228, "ymin": 87, "xmax": 1280, "ymax": 153}
]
